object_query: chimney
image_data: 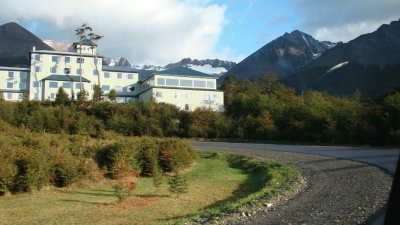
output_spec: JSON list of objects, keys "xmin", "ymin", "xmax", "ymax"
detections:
[{"xmin": 32, "ymin": 46, "xmax": 36, "ymax": 51}]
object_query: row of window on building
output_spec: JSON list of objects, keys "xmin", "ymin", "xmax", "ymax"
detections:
[
  {"xmin": 33, "ymin": 66, "xmax": 135, "ymax": 79},
  {"xmin": 5, "ymin": 71, "xmax": 28, "ymax": 79},
  {"xmin": 34, "ymin": 55, "xmax": 101, "ymax": 65},
  {"xmin": 155, "ymin": 91, "xmax": 219, "ymax": 100},
  {"xmin": 156, "ymin": 77, "xmax": 215, "ymax": 89}
]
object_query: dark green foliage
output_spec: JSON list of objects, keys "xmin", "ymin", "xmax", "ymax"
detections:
[
  {"xmin": 168, "ymin": 170, "xmax": 188, "ymax": 198},
  {"xmin": 152, "ymin": 168, "xmax": 163, "ymax": 189},
  {"xmin": 55, "ymin": 87, "xmax": 70, "ymax": 105},
  {"xmin": 92, "ymin": 85, "xmax": 103, "ymax": 102},
  {"xmin": 109, "ymin": 89, "xmax": 117, "ymax": 102}
]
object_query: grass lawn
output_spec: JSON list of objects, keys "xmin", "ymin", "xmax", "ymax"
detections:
[
  {"xmin": 0, "ymin": 153, "xmax": 296, "ymax": 224},
  {"xmin": 0, "ymin": 152, "xmax": 261, "ymax": 225}
]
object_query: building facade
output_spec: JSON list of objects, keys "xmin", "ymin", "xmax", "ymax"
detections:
[{"xmin": 0, "ymin": 41, "xmax": 224, "ymax": 111}]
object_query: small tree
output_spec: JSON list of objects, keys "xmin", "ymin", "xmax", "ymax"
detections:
[
  {"xmin": 152, "ymin": 168, "xmax": 163, "ymax": 191},
  {"xmin": 168, "ymin": 170, "xmax": 188, "ymax": 198},
  {"xmin": 77, "ymin": 90, "xmax": 88, "ymax": 103},
  {"xmin": 109, "ymin": 89, "xmax": 117, "ymax": 102},
  {"xmin": 55, "ymin": 87, "xmax": 70, "ymax": 105},
  {"xmin": 92, "ymin": 85, "xmax": 103, "ymax": 102}
]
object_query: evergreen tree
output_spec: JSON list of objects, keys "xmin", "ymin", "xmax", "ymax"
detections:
[
  {"xmin": 55, "ymin": 87, "xmax": 70, "ymax": 105},
  {"xmin": 77, "ymin": 90, "xmax": 88, "ymax": 103},
  {"xmin": 109, "ymin": 89, "xmax": 117, "ymax": 102},
  {"xmin": 92, "ymin": 85, "xmax": 103, "ymax": 102},
  {"xmin": 152, "ymin": 168, "xmax": 163, "ymax": 191},
  {"xmin": 168, "ymin": 170, "xmax": 188, "ymax": 198}
]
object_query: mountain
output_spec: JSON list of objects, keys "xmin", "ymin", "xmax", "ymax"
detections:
[
  {"xmin": 0, "ymin": 22, "xmax": 53, "ymax": 67},
  {"xmin": 223, "ymin": 30, "xmax": 336, "ymax": 81},
  {"xmin": 103, "ymin": 57, "xmax": 132, "ymax": 67},
  {"xmin": 42, "ymin": 39, "xmax": 72, "ymax": 52},
  {"xmin": 283, "ymin": 19, "xmax": 400, "ymax": 98},
  {"xmin": 164, "ymin": 58, "xmax": 236, "ymax": 76}
]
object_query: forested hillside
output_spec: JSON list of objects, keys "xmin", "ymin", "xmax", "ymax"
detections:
[{"xmin": 0, "ymin": 75, "xmax": 399, "ymax": 146}]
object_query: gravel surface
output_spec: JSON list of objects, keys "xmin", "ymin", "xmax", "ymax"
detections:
[{"xmin": 195, "ymin": 147, "xmax": 393, "ymax": 225}]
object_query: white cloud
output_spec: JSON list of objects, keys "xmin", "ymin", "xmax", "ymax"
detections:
[
  {"xmin": 314, "ymin": 20, "xmax": 390, "ymax": 42},
  {"xmin": 0, "ymin": 0, "xmax": 226, "ymax": 65},
  {"xmin": 297, "ymin": 0, "xmax": 400, "ymax": 42}
]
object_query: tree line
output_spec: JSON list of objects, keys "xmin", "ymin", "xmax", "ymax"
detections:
[{"xmin": 0, "ymin": 74, "xmax": 399, "ymax": 146}]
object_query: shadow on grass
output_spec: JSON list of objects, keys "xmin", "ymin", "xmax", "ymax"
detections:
[
  {"xmin": 164, "ymin": 153, "xmax": 268, "ymax": 222},
  {"xmin": 135, "ymin": 193, "xmax": 170, "ymax": 198},
  {"xmin": 58, "ymin": 190, "xmax": 115, "ymax": 197},
  {"xmin": 60, "ymin": 199, "xmax": 112, "ymax": 206}
]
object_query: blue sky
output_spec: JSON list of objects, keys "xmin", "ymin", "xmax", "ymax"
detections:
[{"xmin": 0, "ymin": 0, "xmax": 399, "ymax": 65}]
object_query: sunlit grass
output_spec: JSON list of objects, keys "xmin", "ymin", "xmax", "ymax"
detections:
[{"xmin": 0, "ymin": 152, "xmax": 298, "ymax": 225}]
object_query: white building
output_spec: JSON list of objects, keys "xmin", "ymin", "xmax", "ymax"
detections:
[{"xmin": 0, "ymin": 40, "xmax": 224, "ymax": 111}]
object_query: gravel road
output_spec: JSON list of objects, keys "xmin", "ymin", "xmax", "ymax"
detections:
[{"xmin": 193, "ymin": 143, "xmax": 395, "ymax": 225}]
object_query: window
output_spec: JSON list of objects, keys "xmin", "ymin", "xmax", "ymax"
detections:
[
  {"xmin": 76, "ymin": 58, "xmax": 85, "ymax": 63},
  {"xmin": 8, "ymin": 71, "xmax": 14, "ymax": 78},
  {"xmin": 19, "ymin": 94, "xmax": 23, "ymax": 100},
  {"xmin": 116, "ymin": 86, "xmax": 123, "ymax": 92},
  {"xmin": 50, "ymin": 93, "xmax": 55, "ymax": 99},
  {"xmin": 211, "ymin": 93, "xmax": 219, "ymax": 100},
  {"xmin": 104, "ymin": 72, "xmax": 110, "ymax": 78},
  {"xmin": 51, "ymin": 56, "xmax": 58, "ymax": 62},
  {"xmin": 194, "ymin": 80, "xmax": 206, "ymax": 88},
  {"xmin": 185, "ymin": 104, "xmax": 191, "ymax": 111},
  {"xmin": 129, "ymin": 86, "xmax": 135, "ymax": 92},
  {"xmin": 180, "ymin": 79, "xmax": 193, "ymax": 87},
  {"xmin": 20, "ymin": 72, "xmax": 27, "ymax": 79},
  {"xmin": 157, "ymin": 78, "xmax": 165, "ymax": 86},
  {"xmin": 64, "ymin": 68, "xmax": 70, "ymax": 74},
  {"xmin": 207, "ymin": 81, "xmax": 215, "ymax": 89},
  {"xmin": 49, "ymin": 82, "xmax": 58, "ymax": 88},
  {"xmin": 34, "ymin": 54, "xmax": 41, "ymax": 62},
  {"xmin": 34, "ymin": 93, "xmax": 39, "ymax": 99},
  {"xmin": 35, "ymin": 66, "xmax": 41, "ymax": 72},
  {"xmin": 63, "ymin": 82, "xmax": 71, "ymax": 89},
  {"xmin": 19, "ymin": 82, "xmax": 26, "ymax": 89},
  {"xmin": 101, "ymin": 85, "xmax": 110, "ymax": 91},
  {"xmin": 7, "ymin": 93, "xmax": 13, "ymax": 100},
  {"xmin": 166, "ymin": 78, "xmax": 179, "ymax": 86},
  {"xmin": 93, "ymin": 70, "xmax": 98, "ymax": 76},
  {"xmin": 94, "ymin": 59, "xmax": 100, "ymax": 64},
  {"xmin": 76, "ymin": 68, "xmax": 83, "ymax": 75},
  {"xmin": 7, "ymin": 82, "xmax": 13, "ymax": 89},
  {"xmin": 127, "ymin": 74, "xmax": 133, "ymax": 79},
  {"xmin": 75, "ymin": 83, "xmax": 83, "ymax": 90},
  {"xmin": 33, "ymin": 81, "xmax": 40, "ymax": 88},
  {"xmin": 117, "ymin": 73, "xmax": 123, "ymax": 79},
  {"xmin": 65, "ymin": 57, "xmax": 70, "ymax": 63},
  {"xmin": 50, "ymin": 67, "xmax": 57, "ymax": 73},
  {"xmin": 156, "ymin": 91, "xmax": 163, "ymax": 98}
]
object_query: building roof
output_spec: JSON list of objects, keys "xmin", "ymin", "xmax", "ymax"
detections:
[
  {"xmin": 102, "ymin": 66, "xmax": 139, "ymax": 73},
  {"xmin": 139, "ymin": 66, "xmax": 218, "ymax": 81},
  {"xmin": 42, "ymin": 75, "xmax": 91, "ymax": 82},
  {"xmin": 0, "ymin": 66, "xmax": 30, "ymax": 71},
  {"xmin": 31, "ymin": 50, "xmax": 103, "ymax": 58}
]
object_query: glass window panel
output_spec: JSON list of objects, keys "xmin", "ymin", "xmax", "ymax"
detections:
[
  {"xmin": 180, "ymin": 79, "xmax": 193, "ymax": 87},
  {"xmin": 49, "ymin": 82, "xmax": 58, "ymax": 88},
  {"xmin": 157, "ymin": 78, "xmax": 165, "ymax": 85},
  {"xmin": 166, "ymin": 78, "xmax": 179, "ymax": 86},
  {"xmin": 194, "ymin": 80, "xmax": 206, "ymax": 88},
  {"xmin": 63, "ymin": 82, "xmax": 71, "ymax": 89},
  {"xmin": 7, "ymin": 82, "xmax": 13, "ymax": 88},
  {"xmin": 207, "ymin": 81, "xmax": 215, "ymax": 89}
]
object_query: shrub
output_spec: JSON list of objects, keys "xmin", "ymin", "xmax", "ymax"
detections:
[
  {"xmin": 159, "ymin": 138, "xmax": 195, "ymax": 172},
  {"xmin": 0, "ymin": 150, "xmax": 17, "ymax": 195}
]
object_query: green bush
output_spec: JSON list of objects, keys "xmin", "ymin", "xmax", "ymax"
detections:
[{"xmin": 159, "ymin": 138, "xmax": 195, "ymax": 172}]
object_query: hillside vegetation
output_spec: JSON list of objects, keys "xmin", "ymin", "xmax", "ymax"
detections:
[{"xmin": 1, "ymin": 74, "xmax": 399, "ymax": 146}]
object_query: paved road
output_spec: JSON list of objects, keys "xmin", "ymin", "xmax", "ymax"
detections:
[
  {"xmin": 191, "ymin": 141, "xmax": 400, "ymax": 225},
  {"xmin": 192, "ymin": 141, "xmax": 400, "ymax": 173}
]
